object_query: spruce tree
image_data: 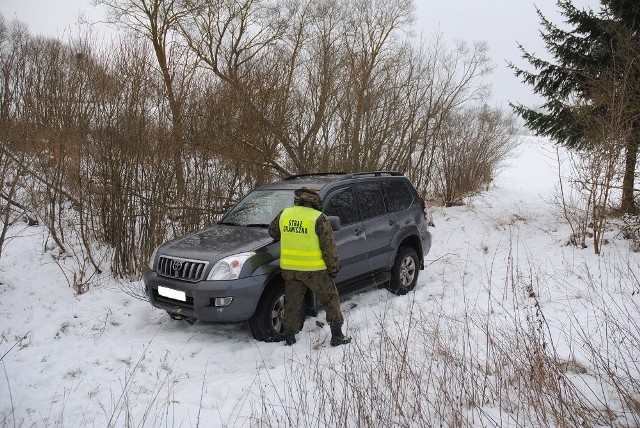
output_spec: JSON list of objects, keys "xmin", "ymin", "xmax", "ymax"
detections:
[{"xmin": 511, "ymin": 0, "xmax": 640, "ymax": 214}]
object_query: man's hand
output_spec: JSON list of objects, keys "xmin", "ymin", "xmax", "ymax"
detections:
[{"xmin": 268, "ymin": 212, "xmax": 282, "ymax": 240}]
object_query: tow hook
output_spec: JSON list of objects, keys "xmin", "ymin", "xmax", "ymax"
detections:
[{"xmin": 169, "ymin": 311, "xmax": 197, "ymax": 325}]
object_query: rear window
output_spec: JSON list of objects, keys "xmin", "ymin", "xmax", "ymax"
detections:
[{"xmin": 381, "ymin": 180, "xmax": 413, "ymax": 212}]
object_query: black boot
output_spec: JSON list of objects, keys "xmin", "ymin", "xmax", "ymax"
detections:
[
  {"xmin": 330, "ymin": 325, "xmax": 351, "ymax": 347},
  {"xmin": 283, "ymin": 332, "xmax": 296, "ymax": 346}
]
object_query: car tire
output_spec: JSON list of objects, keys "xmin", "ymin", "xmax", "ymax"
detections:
[
  {"xmin": 248, "ymin": 281, "xmax": 286, "ymax": 342},
  {"xmin": 387, "ymin": 247, "xmax": 419, "ymax": 295}
]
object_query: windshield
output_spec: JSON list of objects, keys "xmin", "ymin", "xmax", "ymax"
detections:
[{"xmin": 220, "ymin": 190, "xmax": 294, "ymax": 227}]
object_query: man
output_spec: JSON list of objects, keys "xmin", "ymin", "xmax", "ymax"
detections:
[{"xmin": 268, "ymin": 187, "xmax": 351, "ymax": 347}]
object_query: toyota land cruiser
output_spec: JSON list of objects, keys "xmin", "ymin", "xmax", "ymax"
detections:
[{"xmin": 143, "ymin": 172, "xmax": 432, "ymax": 342}]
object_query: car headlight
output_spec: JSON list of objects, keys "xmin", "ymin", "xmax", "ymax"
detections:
[
  {"xmin": 207, "ymin": 252, "xmax": 255, "ymax": 281},
  {"xmin": 148, "ymin": 246, "xmax": 159, "ymax": 270}
]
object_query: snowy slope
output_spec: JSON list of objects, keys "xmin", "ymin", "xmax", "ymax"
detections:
[{"xmin": 1, "ymin": 136, "xmax": 638, "ymax": 427}]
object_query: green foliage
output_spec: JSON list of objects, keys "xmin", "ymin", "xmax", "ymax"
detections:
[{"xmin": 511, "ymin": 0, "xmax": 640, "ymax": 214}]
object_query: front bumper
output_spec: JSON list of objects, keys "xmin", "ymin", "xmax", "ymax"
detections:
[{"xmin": 143, "ymin": 268, "xmax": 268, "ymax": 322}]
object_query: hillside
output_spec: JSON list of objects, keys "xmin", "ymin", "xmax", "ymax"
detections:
[{"xmin": 1, "ymin": 136, "xmax": 638, "ymax": 427}]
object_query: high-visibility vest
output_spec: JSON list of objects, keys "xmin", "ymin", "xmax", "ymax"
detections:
[{"xmin": 279, "ymin": 206, "xmax": 327, "ymax": 271}]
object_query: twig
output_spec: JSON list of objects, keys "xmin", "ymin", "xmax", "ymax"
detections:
[
  {"xmin": 196, "ymin": 361, "xmax": 209, "ymax": 428},
  {"xmin": 0, "ymin": 333, "xmax": 29, "ymax": 362},
  {"xmin": 0, "ymin": 193, "xmax": 26, "ymax": 211},
  {"xmin": 1, "ymin": 362, "xmax": 16, "ymax": 428}
]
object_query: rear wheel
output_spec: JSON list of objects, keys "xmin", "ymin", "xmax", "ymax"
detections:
[
  {"xmin": 386, "ymin": 247, "xmax": 419, "ymax": 295},
  {"xmin": 248, "ymin": 282, "xmax": 286, "ymax": 342}
]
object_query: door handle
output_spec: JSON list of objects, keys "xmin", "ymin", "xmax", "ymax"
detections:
[
  {"xmin": 354, "ymin": 228, "xmax": 363, "ymax": 236},
  {"xmin": 388, "ymin": 219, "xmax": 398, "ymax": 226}
]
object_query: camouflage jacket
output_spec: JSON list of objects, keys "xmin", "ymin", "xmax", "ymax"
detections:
[{"xmin": 269, "ymin": 210, "xmax": 340, "ymax": 276}]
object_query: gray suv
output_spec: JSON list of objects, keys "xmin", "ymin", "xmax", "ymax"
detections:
[{"xmin": 143, "ymin": 172, "xmax": 432, "ymax": 342}]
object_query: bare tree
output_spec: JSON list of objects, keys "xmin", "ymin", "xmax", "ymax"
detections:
[
  {"xmin": 334, "ymin": 0, "xmax": 413, "ymax": 169},
  {"xmin": 431, "ymin": 106, "xmax": 517, "ymax": 206},
  {"xmin": 559, "ymin": 26, "xmax": 640, "ymax": 253},
  {"xmin": 406, "ymin": 38, "xmax": 493, "ymax": 194},
  {"xmin": 178, "ymin": 0, "xmax": 307, "ymax": 174},
  {"xmin": 94, "ymin": 0, "xmax": 199, "ymax": 201},
  {"xmin": 0, "ymin": 150, "xmax": 29, "ymax": 259},
  {"xmin": 0, "ymin": 2, "xmax": 518, "ymax": 278}
]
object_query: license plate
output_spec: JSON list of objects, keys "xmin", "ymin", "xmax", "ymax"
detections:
[{"xmin": 158, "ymin": 286, "xmax": 186, "ymax": 302}]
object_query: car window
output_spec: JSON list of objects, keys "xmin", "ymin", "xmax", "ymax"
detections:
[
  {"xmin": 354, "ymin": 182, "xmax": 386, "ymax": 220},
  {"xmin": 221, "ymin": 190, "xmax": 293, "ymax": 226},
  {"xmin": 324, "ymin": 187, "xmax": 359, "ymax": 225},
  {"xmin": 381, "ymin": 180, "xmax": 413, "ymax": 212}
]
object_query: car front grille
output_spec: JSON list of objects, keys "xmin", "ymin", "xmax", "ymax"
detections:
[{"xmin": 157, "ymin": 256, "xmax": 208, "ymax": 282}]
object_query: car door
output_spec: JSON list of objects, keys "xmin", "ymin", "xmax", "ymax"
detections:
[
  {"xmin": 322, "ymin": 186, "xmax": 369, "ymax": 285},
  {"xmin": 380, "ymin": 179, "xmax": 416, "ymax": 231},
  {"xmin": 352, "ymin": 181, "xmax": 398, "ymax": 272}
]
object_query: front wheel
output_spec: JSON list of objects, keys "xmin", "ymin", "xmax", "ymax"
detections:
[
  {"xmin": 386, "ymin": 247, "xmax": 419, "ymax": 295},
  {"xmin": 248, "ymin": 282, "xmax": 285, "ymax": 342}
]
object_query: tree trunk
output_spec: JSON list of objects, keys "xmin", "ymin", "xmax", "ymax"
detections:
[
  {"xmin": 171, "ymin": 119, "xmax": 185, "ymax": 200},
  {"xmin": 621, "ymin": 135, "xmax": 638, "ymax": 215}
]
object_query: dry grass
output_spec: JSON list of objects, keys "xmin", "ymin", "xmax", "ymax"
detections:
[
  {"xmin": 2, "ymin": 237, "xmax": 637, "ymax": 428},
  {"xmin": 244, "ymin": 239, "xmax": 640, "ymax": 427}
]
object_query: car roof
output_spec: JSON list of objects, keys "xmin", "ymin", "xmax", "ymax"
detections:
[{"xmin": 256, "ymin": 171, "xmax": 406, "ymax": 193}]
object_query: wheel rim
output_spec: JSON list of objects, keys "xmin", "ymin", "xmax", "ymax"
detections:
[
  {"xmin": 270, "ymin": 295, "xmax": 285, "ymax": 332},
  {"xmin": 400, "ymin": 255, "xmax": 416, "ymax": 286}
]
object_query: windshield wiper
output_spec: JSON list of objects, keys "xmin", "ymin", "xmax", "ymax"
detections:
[
  {"xmin": 218, "ymin": 221, "xmax": 240, "ymax": 226},
  {"xmin": 245, "ymin": 223, "xmax": 269, "ymax": 228}
]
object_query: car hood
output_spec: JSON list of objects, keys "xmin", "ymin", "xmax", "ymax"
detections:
[{"xmin": 159, "ymin": 224, "xmax": 273, "ymax": 263}]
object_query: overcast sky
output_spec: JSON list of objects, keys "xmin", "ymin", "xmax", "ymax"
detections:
[
  {"xmin": 1, "ymin": 0, "xmax": 602, "ymax": 108},
  {"xmin": 414, "ymin": 0, "xmax": 601, "ymax": 108}
]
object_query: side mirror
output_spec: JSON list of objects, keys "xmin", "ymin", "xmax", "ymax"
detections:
[{"xmin": 327, "ymin": 215, "xmax": 342, "ymax": 231}]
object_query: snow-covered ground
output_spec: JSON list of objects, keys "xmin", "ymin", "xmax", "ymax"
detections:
[{"xmin": 1, "ymin": 136, "xmax": 638, "ymax": 427}]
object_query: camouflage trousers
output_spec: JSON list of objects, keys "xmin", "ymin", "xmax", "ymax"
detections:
[{"xmin": 281, "ymin": 270, "xmax": 344, "ymax": 334}]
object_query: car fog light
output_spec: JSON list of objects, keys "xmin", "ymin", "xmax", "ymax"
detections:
[{"xmin": 214, "ymin": 297, "xmax": 233, "ymax": 307}]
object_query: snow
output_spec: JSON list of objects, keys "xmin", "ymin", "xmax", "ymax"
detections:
[{"xmin": 1, "ymin": 136, "xmax": 638, "ymax": 427}]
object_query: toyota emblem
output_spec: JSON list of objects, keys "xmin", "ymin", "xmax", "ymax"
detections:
[{"xmin": 172, "ymin": 260, "xmax": 183, "ymax": 271}]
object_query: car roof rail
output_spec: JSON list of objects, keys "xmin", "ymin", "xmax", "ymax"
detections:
[
  {"xmin": 283, "ymin": 171, "xmax": 404, "ymax": 181},
  {"xmin": 283, "ymin": 172, "xmax": 348, "ymax": 180},
  {"xmin": 348, "ymin": 171, "xmax": 404, "ymax": 178}
]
